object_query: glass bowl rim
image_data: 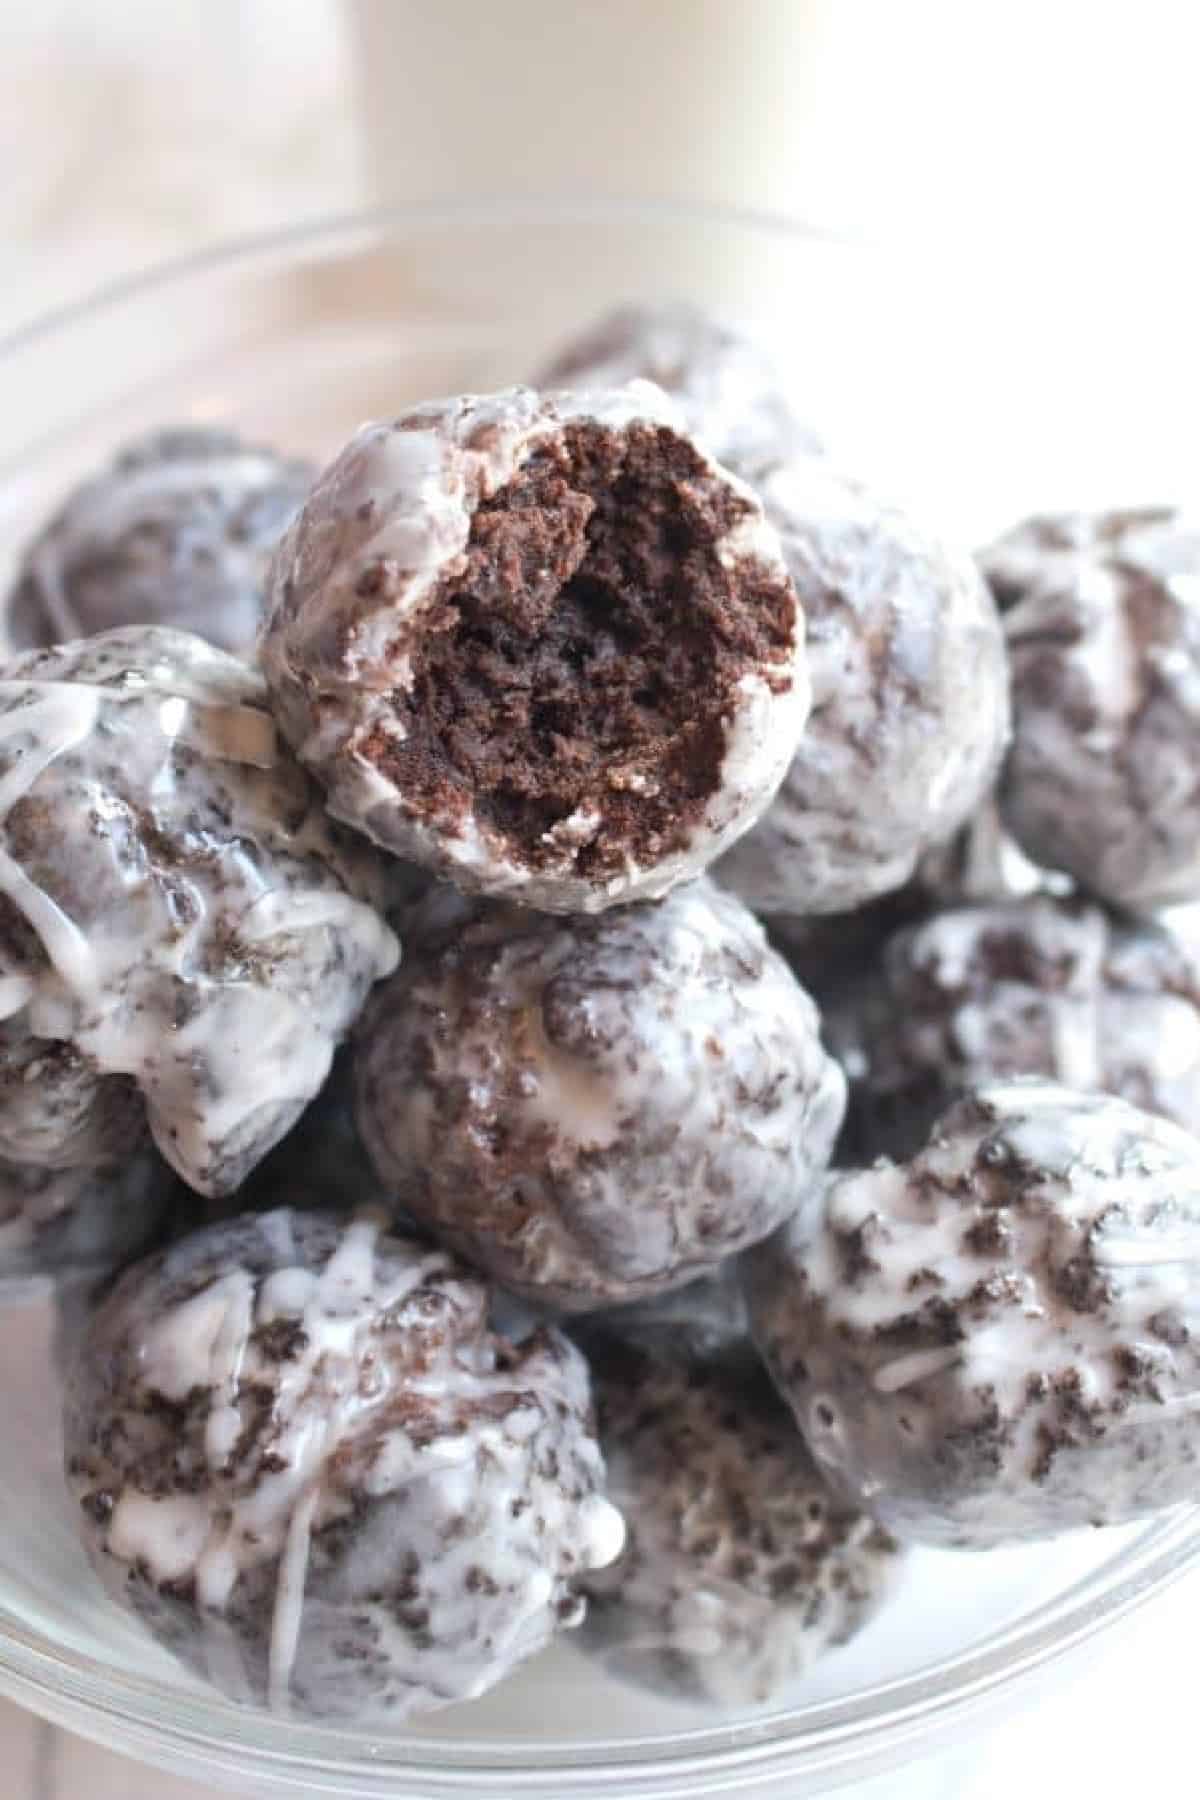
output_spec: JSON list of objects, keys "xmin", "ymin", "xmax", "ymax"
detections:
[
  {"xmin": 2, "ymin": 202, "xmax": 1198, "ymax": 1793},
  {"xmin": 0, "ymin": 195, "xmax": 871, "ymax": 357}
]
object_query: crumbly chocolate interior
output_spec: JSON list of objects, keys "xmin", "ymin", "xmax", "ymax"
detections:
[{"xmin": 373, "ymin": 422, "xmax": 795, "ymax": 874}]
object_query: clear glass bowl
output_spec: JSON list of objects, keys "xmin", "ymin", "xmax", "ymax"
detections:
[{"xmin": 1, "ymin": 205, "xmax": 1198, "ymax": 1799}]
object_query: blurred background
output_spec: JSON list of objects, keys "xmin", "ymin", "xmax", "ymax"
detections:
[{"xmin": 5, "ymin": 0, "xmax": 1200, "ymax": 338}]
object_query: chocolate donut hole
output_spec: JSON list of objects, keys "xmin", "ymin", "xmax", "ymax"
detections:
[{"xmin": 365, "ymin": 421, "xmax": 795, "ymax": 882}]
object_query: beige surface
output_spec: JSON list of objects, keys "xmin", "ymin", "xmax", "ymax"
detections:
[
  {"xmin": 0, "ymin": 1700, "xmax": 218, "ymax": 1800},
  {"xmin": 0, "ymin": 0, "xmax": 361, "ymax": 341}
]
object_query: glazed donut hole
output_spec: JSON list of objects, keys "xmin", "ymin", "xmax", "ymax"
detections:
[
  {"xmin": 261, "ymin": 387, "xmax": 807, "ymax": 912},
  {"xmin": 991, "ymin": 504, "xmax": 1200, "ymax": 909},
  {"xmin": 352, "ymin": 879, "xmax": 846, "ymax": 1311},
  {"xmin": 823, "ymin": 894, "xmax": 1200, "ymax": 1163},
  {"xmin": 385, "ymin": 423, "xmax": 792, "ymax": 880},
  {"xmin": 0, "ymin": 625, "xmax": 398, "ymax": 1199},
  {"xmin": 745, "ymin": 1080, "xmax": 1200, "ymax": 1548},
  {"xmin": 715, "ymin": 456, "xmax": 1011, "ymax": 919},
  {"xmin": 533, "ymin": 300, "xmax": 822, "ymax": 475},
  {"xmin": 63, "ymin": 1209, "xmax": 624, "ymax": 1720},
  {"xmin": 5, "ymin": 425, "xmax": 314, "ymax": 656},
  {"xmin": 574, "ymin": 1329, "xmax": 902, "ymax": 1706}
]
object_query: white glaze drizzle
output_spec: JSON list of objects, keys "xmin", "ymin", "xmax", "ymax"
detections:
[
  {"xmin": 103, "ymin": 1214, "xmax": 622, "ymax": 1711},
  {"xmin": 0, "ymin": 629, "xmax": 398, "ymax": 1193},
  {"xmin": 758, "ymin": 1080, "xmax": 1200, "ymax": 1543},
  {"xmin": 0, "ymin": 687, "xmax": 102, "ymax": 990},
  {"xmin": 872, "ymin": 1344, "xmax": 964, "ymax": 1394}
]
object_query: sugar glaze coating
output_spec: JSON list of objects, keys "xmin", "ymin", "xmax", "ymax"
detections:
[
  {"xmin": 1, "ymin": 1148, "xmax": 173, "ymax": 1290},
  {"xmin": 0, "ymin": 1012, "xmax": 144, "ymax": 1170},
  {"xmin": 5, "ymin": 427, "xmax": 314, "ymax": 656},
  {"xmin": 746, "ymin": 1081, "xmax": 1200, "ymax": 1546},
  {"xmin": 978, "ymin": 506, "xmax": 1177, "ymax": 613},
  {"xmin": 995, "ymin": 506, "xmax": 1200, "ymax": 907},
  {"xmin": 717, "ymin": 458, "xmax": 1010, "ymax": 917},
  {"xmin": 64, "ymin": 1209, "xmax": 623, "ymax": 1719},
  {"xmin": 534, "ymin": 302, "xmax": 821, "ymax": 475},
  {"xmin": 577, "ymin": 1332, "xmax": 900, "ymax": 1705},
  {"xmin": 261, "ymin": 384, "xmax": 807, "ymax": 913},
  {"xmin": 0, "ymin": 1008, "xmax": 175, "ymax": 1286},
  {"xmin": 0, "ymin": 627, "xmax": 397, "ymax": 1195},
  {"xmin": 764, "ymin": 802, "xmax": 1065, "ymax": 1008},
  {"xmin": 827, "ymin": 897, "xmax": 1200, "ymax": 1159},
  {"xmin": 355, "ymin": 880, "xmax": 845, "ymax": 1310},
  {"xmin": 913, "ymin": 798, "xmax": 1069, "ymax": 908}
]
